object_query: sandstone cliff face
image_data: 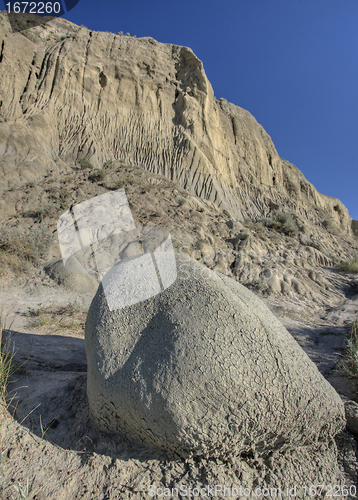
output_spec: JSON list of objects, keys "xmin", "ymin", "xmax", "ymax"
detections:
[{"xmin": 0, "ymin": 14, "xmax": 355, "ymax": 235}]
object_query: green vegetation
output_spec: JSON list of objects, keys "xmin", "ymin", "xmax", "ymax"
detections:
[
  {"xmin": 337, "ymin": 254, "xmax": 358, "ymax": 274},
  {"xmin": 177, "ymin": 197, "xmax": 186, "ymax": 207},
  {"xmin": 79, "ymin": 159, "xmax": 93, "ymax": 170},
  {"xmin": 22, "ymin": 206, "xmax": 55, "ymax": 220},
  {"xmin": 245, "ymin": 210, "xmax": 299, "ymax": 238},
  {"xmin": 27, "ymin": 301, "xmax": 86, "ymax": 334},
  {"xmin": 0, "ymin": 306, "xmax": 16, "ymax": 406},
  {"xmin": 111, "ymin": 180, "xmax": 124, "ymax": 190},
  {"xmin": 88, "ymin": 169, "xmax": 106, "ymax": 182},
  {"xmin": 0, "ymin": 224, "xmax": 53, "ymax": 275},
  {"xmin": 340, "ymin": 320, "xmax": 358, "ymax": 378},
  {"xmin": 195, "ymin": 240, "xmax": 204, "ymax": 250}
]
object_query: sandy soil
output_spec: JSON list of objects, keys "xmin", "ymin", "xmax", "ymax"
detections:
[{"xmin": 0, "ymin": 267, "xmax": 357, "ymax": 499}]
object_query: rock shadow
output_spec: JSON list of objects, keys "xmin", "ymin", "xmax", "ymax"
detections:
[{"xmin": 6, "ymin": 331, "xmax": 170, "ymax": 462}]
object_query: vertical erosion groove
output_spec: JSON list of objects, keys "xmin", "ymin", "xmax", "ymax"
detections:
[{"xmin": 0, "ymin": 40, "xmax": 4, "ymax": 63}]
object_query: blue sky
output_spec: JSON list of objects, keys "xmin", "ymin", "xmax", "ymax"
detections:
[{"xmin": 61, "ymin": 0, "xmax": 358, "ymax": 220}]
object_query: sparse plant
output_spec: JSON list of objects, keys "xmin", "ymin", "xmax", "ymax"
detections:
[
  {"xmin": 59, "ymin": 187, "xmax": 70, "ymax": 200},
  {"xmin": 79, "ymin": 159, "xmax": 93, "ymax": 170},
  {"xmin": 112, "ymin": 180, "xmax": 124, "ymax": 190},
  {"xmin": 195, "ymin": 240, "xmax": 204, "ymax": 250},
  {"xmin": 177, "ymin": 197, "xmax": 186, "ymax": 206},
  {"xmin": 273, "ymin": 210, "xmax": 298, "ymax": 236},
  {"xmin": 0, "ymin": 223, "xmax": 53, "ymax": 274},
  {"xmin": 22, "ymin": 206, "xmax": 54, "ymax": 220},
  {"xmin": 11, "ymin": 477, "xmax": 31, "ymax": 499},
  {"xmin": 33, "ymin": 315, "xmax": 51, "ymax": 328},
  {"xmin": 258, "ymin": 217, "xmax": 282, "ymax": 231},
  {"xmin": 27, "ymin": 303, "xmax": 47, "ymax": 317},
  {"xmin": 337, "ymin": 254, "xmax": 358, "ymax": 274},
  {"xmin": 88, "ymin": 169, "xmax": 106, "ymax": 182},
  {"xmin": 0, "ymin": 305, "xmax": 16, "ymax": 406},
  {"xmin": 339, "ymin": 320, "xmax": 358, "ymax": 378}
]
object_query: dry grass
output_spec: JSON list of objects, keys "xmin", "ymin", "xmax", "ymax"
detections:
[
  {"xmin": 0, "ymin": 224, "xmax": 53, "ymax": 276},
  {"xmin": 339, "ymin": 319, "xmax": 358, "ymax": 378},
  {"xmin": 27, "ymin": 301, "xmax": 87, "ymax": 335},
  {"xmin": 0, "ymin": 306, "xmax": 16, "ymax": 406},
  {"xmin": 337, "ymin": 254, "xmax": 358, "ymax": 274}
]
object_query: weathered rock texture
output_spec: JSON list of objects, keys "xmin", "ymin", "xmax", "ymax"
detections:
[
  {"xmin": 0, "ymin": 14, "xmax": 356, "ymax": 236},
  {"xmin": 85, "ymin": 253, "xmax": 345, "ymax": 459}
]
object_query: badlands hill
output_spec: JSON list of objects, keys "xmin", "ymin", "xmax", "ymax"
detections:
[
  {"xmin": 0, "ymin": 12, "xmax": 357, "ymax": 305},
  {"xmin": 0, "ymin": 13, "xmax": 357, "ymax": 234},
  {"xmin": 0, "ymin": 14, "xmax": 358, "ymax": 499}
]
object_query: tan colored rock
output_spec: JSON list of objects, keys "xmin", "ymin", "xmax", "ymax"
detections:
[{"xmin": 0, "ymin": 15, "xmax": 354, "ymax": 236}]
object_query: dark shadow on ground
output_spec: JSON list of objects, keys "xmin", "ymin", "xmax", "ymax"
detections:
[{"xmin": 6, "ymin": 331, "xmax": 171, "ymax": 463}]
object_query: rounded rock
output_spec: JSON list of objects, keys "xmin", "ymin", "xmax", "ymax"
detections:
[{"xmin": 85, "ymin": 253, "xmax": 345, "ymax": 459}]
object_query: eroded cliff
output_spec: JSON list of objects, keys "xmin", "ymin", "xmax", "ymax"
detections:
[{"xmin": 0, "ymin": 14, "xmax": 356, "ymax": 237}]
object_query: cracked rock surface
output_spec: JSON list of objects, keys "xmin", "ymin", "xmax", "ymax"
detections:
[{"xmin": 86, "ymin": 253, "xmax": 345, "ymax": 461}]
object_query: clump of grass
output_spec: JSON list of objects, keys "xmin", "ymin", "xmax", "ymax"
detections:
[
  {"xmin": 27, "ymin": 301, "xmax": 86, "ymax": 334},
  {"xmin": 0, "ymin": 306, "xmax": 16, "ymax": 406},
  {"xmin": 33, "ymin": 315, "xmax": 51, "ymax": 328},
  {"xmin": 27, "ymin": 303, "xmax": 47, "ymax": 317},
  {"xmin": 337, "ymin": 254, "xmax": 358, "ymax": 274},
  {"xmin": 194, "ymin": 240, "xmax": 204, "ymax": 250},
  {"xmin": 111, "ymin": 180, "xmax": 124, "ymax": 190},
  {"xmin": 340, "ymin": 320, "xmax": 358, "ymax": 378},
  {"xmin": 271, "ymin": 210, "xmax": 298, "ymax": 236},
  {"xmin": 0, "ymin": 224, "xmax": 53, "ymax": 275},
  {"xmin": 253, "ymin": 210, "xmax": 299, "ymax": 237},
  {"xmin": 22, "ymin": 206, "xmax": 54, "ymax": 220},
  {"xmin": 79, "ymin": 159, "xmax": 93, "ymax": 170},
  {"xmin": 88, "ymin": 169, "xmax": 106, "ymax": 182},
  {"xmin": 177, "ymin": 196, "xmax": 186, "ymax": 207},
  {"xmin": 259, "ymin": 217, "xmax": 282, "ymax": 231}
]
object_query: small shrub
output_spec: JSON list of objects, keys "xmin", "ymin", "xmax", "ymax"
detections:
[
  {"xmin": 33, "ymin": 315, "xmax": 51, "ymax": 328},
  {"xmin": 59, "ymin": 187, "xmax": 70, "ymax": 199},
  {"xmin": 80, "ymin": 159, "xmax": 93, "ymax": 170},
  {"xmin": 0, "ymin": 223, "xmax": 53, "ymax": 274},
  {"xmin": 0, "ymin": 306, "xmax": 16, "ymax": 406},
  {"xmin": 88, "ymin": 169, "xmax": 106, "ymax": 182},
  {"xmin": 339, "ymin": 320, "xmax": 358, "ymax": 378},
  {"xmin": 273, "ymin": 210, "xmax": 298, "ymax": 237},
  {"xmin": 22, "ymin": 206, "xmax": 54, "ymax": 220},
  {"xmin": 337, "ymin": 254, "xmax": 358, "ymax": 273},
  {"xmin": 28, "ymin": 303, "xmax": 47, "ymax": 317},
  {"xmin": 112, "ymin": 180, "xmax": 124, "ymax": 190},
  {"xmin": 259, "ymin": 218, "xmax": 282, "ymax": 231},
  {"xmin": 195, "ymin": 240, "xmax": 204, "ymax": 250},
  {"xmin": 177, "ymin": 197, "xmax": 186, "ymax": 206}
]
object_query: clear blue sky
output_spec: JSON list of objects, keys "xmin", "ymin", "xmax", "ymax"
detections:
[{"xmin": 61, "ymin": 0, "xmax": 358, "ymax": 220}]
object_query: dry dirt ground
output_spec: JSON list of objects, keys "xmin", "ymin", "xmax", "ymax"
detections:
[
  {"xmin": 0, "ymin": 262, "xmax": 357, "ymax": 499},
  {"xmin": 0, "ymin": 161, "xmax": 358, "ymax": 499}
]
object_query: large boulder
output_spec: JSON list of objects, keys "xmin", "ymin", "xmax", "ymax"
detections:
[{"xmin": 85, "ymin": 253, "xmax": 345, "ymax": 459}]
